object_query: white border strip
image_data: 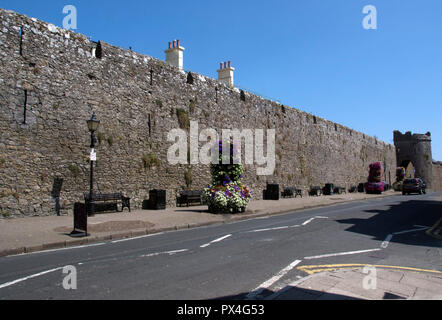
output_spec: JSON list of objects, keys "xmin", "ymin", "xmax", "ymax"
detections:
[
  {"xmin": 246, "ymin": 259, "xmax": 302, "ymax": 300},
  {"xmin": 0, "ymin": 267, "xmax": 63, "ymax": 289},
  {"xmin": 200, "ymin": 234, "xmax": 232, "ymax": 248},
  {"xmin": 304, "ymin": 248, "xmax": 381, "ymax": 260}
]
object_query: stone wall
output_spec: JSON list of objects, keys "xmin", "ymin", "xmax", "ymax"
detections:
[
  {"xmin": 0, "ymin": 9, "xmax": 397, "ymax": 218},
  {"xmin": 432, "ymin": 162, "xmax": 442, "ymax": 191}
]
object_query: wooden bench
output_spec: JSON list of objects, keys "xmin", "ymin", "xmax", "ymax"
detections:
[
  {"xmin": 84, "ymin": 192, "xmax": 131, "ymax": 214},
  {"xmin": 281, "ymin": 187, "xmax": 303, "ymax": 198},
  {"xmin": 176, "ymin": 190, "xmax": 203, "ymax": 207}
]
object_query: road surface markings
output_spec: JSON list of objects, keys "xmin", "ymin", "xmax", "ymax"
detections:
[
  {"xmin": 140, "ymin": 249, "xmax": 189, "ymax": 258},
  {"xmin": 200, "ymin": 234, "xmax": 232, "ymax": 248},
  {"xmin": 0, "ymin": 267, "xmax": 64, "ymax": 289},
  {"xmin": 381, "ymin": 234, "xmax": 393, "ymax": 248},
  {"xmin": 393, "ymin": 226, "xmax": 429, "ymax": 235},
  {"xmin": 302, "ymin": 216, "xmax": 328, "ymax": 226},
  {"xmin": 246, "ymin": 259, "xmax": 302, "ymax": 300},
  {"xmin": 303, "ymin": 248, "xmax": 381, "ymax": 260},
  {"xmin": 111, "ymin": 232, "xmax": 164, "ymax": 243},
  {"xmin": 298, "ymin": 264, "xmax": 442, "ymax": 275},
  {"xmin": 246, "ymin": 216, "xmax": 327, "ymax": 234},
  {"xmin": 381, "ymin": 226, "xmax": 430, "ymax": 248},
  {"xmin": 247, "ymin": 226, "xmax": 290, "ymax": 233},
  {"xmin": 426, "ymin": 218, "xmax": 442, "ymax": 239}
]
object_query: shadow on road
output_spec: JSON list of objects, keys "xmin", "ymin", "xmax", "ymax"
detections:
[{"xmin": 336, "ymin": 198, "xmax": 442, "ymax": 248}]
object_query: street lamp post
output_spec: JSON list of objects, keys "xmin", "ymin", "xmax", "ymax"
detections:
[{"xmin": 87, "ymin": 113, "xmax": 100, "ymax": 220}]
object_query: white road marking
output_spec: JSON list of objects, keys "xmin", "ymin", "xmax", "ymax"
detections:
[
  {"xmin": 302, "ymin": 218, "xmax": 315, "ymax": 226},
  {"xmin": 247, "ymin": 226, "xmax": 289, "ymax": 233},
  {"xmin": 140, "ymin": 249, "xmax": 188, "ymax": 258},
  {"xmin": 381, "ymin": 234, "xmax": 393, "ymax": 248},
  {"xmin": 380, "ymin": 226, "xmax": 429, "ymax": 249},
  {"xmin": 414, "ymin": 225, "xmax": 429, "ymax": 228},
  {"xmin": 302, "ymin": 216, "xmax": 328, "ymax": 226},
  {"xmin": 304, "ymin": 248, "xmax": 381, "ymax": 260},
  {"xmin": 200, "ymin": 234, "xmax": 232, "ymax": 248},
  {"xmin": 393, "ymin": 226, "xmax": 429, "ymax": 235},
  {"xmin": 111, "ymin": 232, "xmax": 164, "ymax": 243},
  {"xmin": 246, "ymin": 259, "xmax": 302, "ymax": 300},
  {"xmin": 0, "ymin": 267, "xmax": 64, "ymax": 289},
  {"xmin": 246, "ymin": 215, "xmax": 328, "ymax": 234}
]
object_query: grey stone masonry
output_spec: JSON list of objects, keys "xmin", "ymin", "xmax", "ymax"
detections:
[{"xmin": 0, "ymin": 8, "xmax": 396, "ymax": 217}]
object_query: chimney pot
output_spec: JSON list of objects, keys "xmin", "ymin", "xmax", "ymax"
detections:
[
  {"xmin": 220, "ymin": 62, "xmax": 223, "ymax": 69},
  {"xmin": 224, "ymin": 62, "xmax": 227, "ymax": 69},
  {"xmin": 165, "ymin": 39, "xmax": 185, "ymax": 69},
  {"xmin": 228, "ymin": 61, "xmax": 231, "ymax": 68}
]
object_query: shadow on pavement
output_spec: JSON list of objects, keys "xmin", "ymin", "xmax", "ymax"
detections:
[
  {"xmin": 336, "ymin": 199, "xmax": 442, "ymax": 248},
  {"xmin": 211, "ymin": 287, "xmax": 363, "ymax": 301}
]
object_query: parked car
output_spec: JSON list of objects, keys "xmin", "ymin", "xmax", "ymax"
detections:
[{"xmin": 402, "ymin": 178, "xmax": 426, "ymax": 195}]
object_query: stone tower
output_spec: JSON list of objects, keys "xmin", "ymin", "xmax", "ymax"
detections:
[{"xmin": 393, "ymin": 131, "xmax": 433, "ymax": 189}]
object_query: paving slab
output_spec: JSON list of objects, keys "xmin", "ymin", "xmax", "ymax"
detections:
[{"xmin": 270, "ymin": 267, "xmax": 442, "ymax": 300}]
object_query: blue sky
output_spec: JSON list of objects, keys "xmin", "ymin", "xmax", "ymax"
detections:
[{"xmin": 1, "ymin": 0, "xmax": 441, "ymax": 160}]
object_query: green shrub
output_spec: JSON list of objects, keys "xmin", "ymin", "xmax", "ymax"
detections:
[
  {"xmin": 176, "ymin": 108, "xmax": 190, "ymax": 130},
  {"xmin": 68, "ymin": 164, "xmax": 80, "ymax": 177},
  {"xmin": 142, "ymin": 153, "xmax": 160, "ymax": 169},
  {"xmin": 184, "ymin": 167, "xmax": 192, "ymax": 189}
]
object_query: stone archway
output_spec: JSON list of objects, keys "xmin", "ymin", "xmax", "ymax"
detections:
[{"xmin": 400, "ymin": 160, "xmax": 415, "ymax": 179}]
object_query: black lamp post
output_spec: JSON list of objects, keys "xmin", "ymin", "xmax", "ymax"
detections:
[{"xmin": 87, "ymin": 112, "xmax": 100, "ymax": 218}]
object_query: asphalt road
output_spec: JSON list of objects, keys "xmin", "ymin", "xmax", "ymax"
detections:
[{"xmin": 0, "ymin": 192, "xmax": 441, "ymax": 300}]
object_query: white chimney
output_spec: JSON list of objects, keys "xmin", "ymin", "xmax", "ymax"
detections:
[
  {"xmin": 165, "ymin": 40, "xmax": 185, "ymax": 70},
  {"xmin": 217, "ymin": 61, "xmax": 235, "ymax": 87}
]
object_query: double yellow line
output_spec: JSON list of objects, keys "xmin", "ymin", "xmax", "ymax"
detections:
[{"xmin": 298, "ymin": 264, "xmax": 442, "ymax": 275}]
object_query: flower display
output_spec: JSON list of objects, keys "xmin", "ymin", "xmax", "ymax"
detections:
[
  {"xmin": 365, "ymin": 162, "xmax": 385, "ymax": 194},
  {"xmin": 202, "ymin": 139, "xmax": 251, "ymax": 213}
]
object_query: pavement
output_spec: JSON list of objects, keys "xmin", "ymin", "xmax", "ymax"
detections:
[
  {"xmin": 269, "ymin": 266, "xmax": 442, "ymax": 300},
  {"xmin": 1, "ymin": 189, "xmax": 441, "ymax": 300}
]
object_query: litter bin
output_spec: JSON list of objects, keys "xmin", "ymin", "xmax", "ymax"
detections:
[
  {"xmin": 323, "ymin": 183, "xmax": 334, "ymax": 196},
  {"xmin": 264, "ymin": 184, "xmax": 280, "ymax": 200},
  {"xmin": 145, "ymin": 189, "xmax": 166, "ymax": 210},
  {"xmin": 70, "ymin": 202, "xmax": 88, "ymax": 237}
]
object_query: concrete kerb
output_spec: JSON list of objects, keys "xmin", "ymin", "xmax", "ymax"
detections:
[{"xmin": 0, "ymin": 192, "xmax": 404, "ymax": 258}]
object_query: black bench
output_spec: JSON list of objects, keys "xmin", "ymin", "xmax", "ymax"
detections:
[
  {"xmin": 84, "ymin": 192, "xmax": 131, "ymax": 214},
  {"xmin": 349, "ymin": 186, "xmax": 358, "ymax": 193},
  {"xmin": 309, "ymin": 186, "xmax": 323, "ymax": 196},
  {"xmin": 333, "ymin": 186, "xmax": 347, "ymax": 195},
  {"xmin": 176, "ymin": 190, "xmax": 203, "ymax": 207},
  {"xmin": 281, "ymin": 187, "xmax": 303, "ymax": 198}
]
